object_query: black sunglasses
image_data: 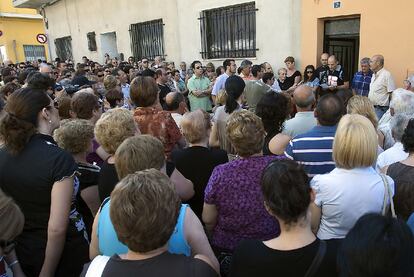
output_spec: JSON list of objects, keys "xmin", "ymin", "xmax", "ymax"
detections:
[
  {"xmin": 195, "ymin": 66, "xmax": 202, "ymax": 69},
  {"xmin": 97, "ymin": 74, "xmax": 104, "ymax": 77},
  {"xmin": 142, "ymin": 61, "xmax": 148, "ymax": 63},
  {"xmin": 306, "ymin": 71, "xmax": 314, "ymax": 74},
  {"xmin": 0, "ymin": 240, "xmax": 16, "ymax": 255}
]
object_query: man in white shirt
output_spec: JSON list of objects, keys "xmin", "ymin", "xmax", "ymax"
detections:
[
  {"xmin": 165, "ymin": 91, "xmax": 188, "ymax": 130},
  {"xmin": 368, "ymin": 55, "xmax": 396, "ymax": 120},
  {"xmin": 377, "ymin": 113, "xmax": 410, "ymax": 171},
  {"xmin": 378, "ymin": 88, "xmax": 414, "ymax": 150},
  {"xmin": 211, "ymin": 59, "xmax": 236, "ymax": 104}
]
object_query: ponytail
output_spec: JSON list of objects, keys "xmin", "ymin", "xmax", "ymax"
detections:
[
  {"xmin": 224, "ymin": 75, "xmax": 245, "ymax": 114},
  {"xmin": 0, "ymin": 112, "xmax": 36, "ymax": 155}
]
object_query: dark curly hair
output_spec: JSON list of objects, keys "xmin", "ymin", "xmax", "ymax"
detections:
[
  {"xmin": 401, "ymin": 118, "xmax": 414, "ymax": 153},
  {"xmin": 261, "ymin": 159, "xmax": 311, "ymax": 225},
  {"xmin": 255, "ymin": 92, "xmax": 290, "ymax": 136}
]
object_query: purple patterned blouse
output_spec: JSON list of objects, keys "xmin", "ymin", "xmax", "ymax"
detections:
[{"xmin": 204, "ymin": 155, "xmax": 282, "ymax": 251}]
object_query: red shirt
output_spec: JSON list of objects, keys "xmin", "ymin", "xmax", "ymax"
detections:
[{"xmin": 133, "ymin": 107, "xmax": 182, "ymax": 159}]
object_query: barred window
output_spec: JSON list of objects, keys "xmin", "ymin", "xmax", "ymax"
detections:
[
  {"xmin": 23, "ymin": 45, "xmax": 46, "ymax": 61},
  {"xmin": 87, "ymin": 32, "xmax": 97, "ymax": 51},
  {"xmin": 129, "ymin": 19, "xmax": 165, "ymax": 60},
  {"xmin": 55, "ymin": 36, "xmax": 73, "ymax": 61},
  {"xmin": 199, "ymin": 2, "xmax": 257, "ymax": 59}
]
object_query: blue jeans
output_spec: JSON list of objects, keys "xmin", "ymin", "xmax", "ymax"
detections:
[{"xmin": 374, "ymin": 106, "xmax": 389, "ymax": 121}]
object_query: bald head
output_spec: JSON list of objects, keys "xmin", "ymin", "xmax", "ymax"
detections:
[
  {"xmin": 320, "ymin": 53, "xmax": 329, "ymax": 66},
  {"xmin": 293, "ymin": 85, "xmax": 315, "ymax": 110},
  {"xmin": 328, "ymin": 55, "xmax": 338, "ymax": 71},
  {"xmin": 370, "ymin": 54, "xmax": 384, "ymax": 73},
  {"xmin": 165, "ymin": 92, "xmax": 185, "ymax": 112}
]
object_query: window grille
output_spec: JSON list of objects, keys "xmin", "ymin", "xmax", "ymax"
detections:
[
  {"xmin": 199, "ymin": 2, "xmax": 258, "ymax": 59},
  {"xmin": 129, "ymin": 19, "xmax": 165, "ymax": 60},
  {"xmin": 55, "ymin": 36, "xmax": 73, "ymax": 61},
  {"xmin": 87, "ymin": 32, "xmax": 97, "ymax": 51},
  {"xmin": 23, "ymin": 45, "xmax": 46, "ymax": 61}
]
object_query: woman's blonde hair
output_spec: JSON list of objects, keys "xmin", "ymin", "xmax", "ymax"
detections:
[
  {"xmin": 346, "ymin": 95, "xmax": 378, "ymax": 129},
  {"xmin": 95, "ymin": 108, "xmax": 136, "ymax": 154},
  {"xmin": 333, "ymin": 114, "xmax": 378, "ymax": 169},
  {"xmin": 0, "ymin": 190, "xmax": 24, "ymax": 242},
  {"xmin": 115, "ymin": 135, "xmax": 165, "ymax": 180},
  {"xmin": 54, "ymin": 119, "xmax": 94, "ymax": 154},
  {"xmin": 180, "ymin": 110, "xmax": 211, "ymax": 144},
  {"xmin": 226, "ymin": 110, "xmax": 265, "ymax": 157}
]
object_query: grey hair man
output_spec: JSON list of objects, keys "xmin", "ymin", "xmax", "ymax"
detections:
[
  {"xmin": 377, "ymin": 113, "xmax": 410, "ymax": 170},
  {"xmin": 351, "ymin": 57, "xmax": 372, "ymax": 97},
  {"xmin": 379, "ymin": 88, "xmax": 414, "ymax": 150},
  {"xmin": 268, "ymin": 85, "xmax": 317, "ymax": 154},
  {"xmin": 368, "ymin": 54, "xmax": 396, "ymax": 120}
]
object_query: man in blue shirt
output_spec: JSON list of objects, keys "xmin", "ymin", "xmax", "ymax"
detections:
[
  {"xmin": 285, "ymin": 94, "xmax": 343, "ymax": 177},
  {"xmin": 211, "ymin": 59, "xmax": 236, "ymax": 104},
  {"xmin": 351, "ymin": 57, "xmax": 372, "ymax": 97}
]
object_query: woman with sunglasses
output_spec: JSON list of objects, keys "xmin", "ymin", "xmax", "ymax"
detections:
[
  {"xmin": 303, "ymin": 65, "xmax": 320, "ymax": 92},
  {"xmin": 0, "ymin": 88, "xmax": 89, "ymax": 277},
  {"xmin": 0, "ymin": 190, "xmax": 25, "ymax": 277}
]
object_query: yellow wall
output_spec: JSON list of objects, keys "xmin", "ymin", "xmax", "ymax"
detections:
[
  {"xmin": 301, "ymin": 0, "xmax": 414, "ymax": 87},
  {"xmin": 0, "ymin": 0, "xmax": 49, "ymax": 62}
]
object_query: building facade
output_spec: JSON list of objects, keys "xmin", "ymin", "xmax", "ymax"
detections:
[
  {"xmin": 0, "ymin": 0, "xmax": 49, "ymax": 63},
  {"xmin": 14, "ymin": 0, "xmax": 302, "ymax": 70},
  {"xmin": 301, "ymin": 0, "xmax": 414, "ymax": 87}
]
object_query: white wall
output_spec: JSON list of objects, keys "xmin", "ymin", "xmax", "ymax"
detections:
[{"xmin": 44, "ymin": 0, "xmax": 301, "ymax": 70}]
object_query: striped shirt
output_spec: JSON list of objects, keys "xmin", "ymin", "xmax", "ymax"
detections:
[{"xmin": 285, "ymin": 125, "xmax": 337, "ymax": 177}]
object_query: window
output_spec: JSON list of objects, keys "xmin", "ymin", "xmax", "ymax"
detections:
[
  {"xmin": 55, "ymin": 36, "xmax": 73, "ymax": 61},
  {"xmin": 199, "ymin": 2, "xmax": 257, "ymax": 59},
  {"xmin": 129, "ymin": 19, "xmax": 165, "ymax": 60},
  {"xmin": 23, "ymin": 45, "xmax": 46, "ymax": 61},
  {"xmin": 87, "ymin": 32, "xmax": 97, "ymax": 51}
]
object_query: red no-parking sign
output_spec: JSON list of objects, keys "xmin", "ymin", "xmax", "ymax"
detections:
[{"xmin": 36, "ymin": 34, "xmax": 47, "ymax": 44}]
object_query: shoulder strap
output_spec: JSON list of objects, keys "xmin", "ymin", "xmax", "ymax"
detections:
[
  {"xmin": 380, "ymin": 174, "xmax": 397, "ymax": 218},
  {"xmin": 85, "ymin": 255, "xmax": 110, "ymax": 277},
  {"xmin": 304, "ymin": 240, "xmax": 327, "ymax": 277}
]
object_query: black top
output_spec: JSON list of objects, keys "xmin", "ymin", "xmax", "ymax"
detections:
[
  {"xmin": 77, "ymin": 162, "xmax": 100, "ymax": 237},
  {"xmin": 158, "ymin": 83, "xmax": 171, "ymax": 109},
  {"xmin": 229, "ymin": 239, "xmax": 338, "ymax": 277},
  {"xmin": 316, "ymin": 65, "xmax": 329, "ymax": 85},
  {"xmin": 98, "ymin": 160, "xmax": 175, "ymax": 202},
  {"xmin": 320, "ymin": 65, "xmax": 348, "ymax": 88},
  {"xmin": 98, "ymin": 160, "xmax": 119, "ymax": 202},
  {"xmin": 387, "ymin": 162, "xmax": 414, "ymax": 220},
  {"xmin": 0, "ymin": 134, "xmax": 88, "ymax": 276},
  {"xmin": 284, "ymin": 70, "xmax": 302, "ymax": 89},
  {"xmin": 81, "ymin": 252, "xmax": 218, "ymax": 277},
  {"xmin": 171, "ymin": 146, "xmax": 228, "ymax": 219}
]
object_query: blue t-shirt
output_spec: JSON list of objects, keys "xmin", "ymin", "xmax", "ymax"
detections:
[
  {"xmin": 285, "ymin": 125, "xmax": 337, "ymax": 177},
  {"xmin": 98, "ymin": 199, "xmax": 191, "ymax": 256}
]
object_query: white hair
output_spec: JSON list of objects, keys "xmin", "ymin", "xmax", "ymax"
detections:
[
  {"xmin": 390, "ymin": 113, "xmax": 411, "ymax": 142},
  {"xmin": 390, "ymin": 88, "xmax": 414, "ymax": 114}
]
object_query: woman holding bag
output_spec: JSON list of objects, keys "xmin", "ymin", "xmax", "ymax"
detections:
[{"xmin": 310, "ymin": 114, "xmax": 395, "ymax": 240}]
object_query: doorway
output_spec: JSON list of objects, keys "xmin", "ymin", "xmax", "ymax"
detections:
[
  {"xmin": 324, "ymin": 18, "xmax": 360, "ymax": 82},
  {"xmin": 100, "ymin": 32, "xmax": 118, "ymax": 63}
]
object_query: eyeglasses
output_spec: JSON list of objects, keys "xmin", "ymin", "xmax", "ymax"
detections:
[
  {"xmin": 105, "ymin": 70, "xmax": 110, "ymax": 73},
  {"xmin": 195, "ymin": 67, "xmax": 202, "ymax": 70},
  {"xmin": 166, "ymin": 72, "xmax": 172, "ymax": 75},
  {"xmin": 306, "ymin": 71, "xmax": 314, "ymax": 74},
  {"xmin": 97, "ymin": 74, "xmax": 104, "ymax": 77},
  {"xmin": 142, "ymin": 61, "xmax": 148, "ymax": 63},
  {"xmin": 0, "ymin": 240, "xmax": 16, "ymax": 255}
]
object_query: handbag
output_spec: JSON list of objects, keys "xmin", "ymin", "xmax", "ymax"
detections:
[{"xmin": 380, "ymin": 174, "xmax": 397, "ymax": 218}]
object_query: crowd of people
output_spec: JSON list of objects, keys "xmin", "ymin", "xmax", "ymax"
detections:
[{"xmin": 0, "ymin": 51, "xmax": 414, "ymax": 277}]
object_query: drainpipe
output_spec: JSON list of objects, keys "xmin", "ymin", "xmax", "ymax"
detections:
[{"xmin": 12, "ymin": 40, "xmax": 18, "ymax": 63}]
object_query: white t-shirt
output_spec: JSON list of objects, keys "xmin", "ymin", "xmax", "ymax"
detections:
[
  {"xmin": 376, "ymin": 142, "xmax": 408, "ymax": 170},
  {"xmin": 311, "ymin": 167, "xmax": 394, "ymax": 240},
  {"xmin": 368, "ymin": 68, "xmax": 396, "ymax": 106}
]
